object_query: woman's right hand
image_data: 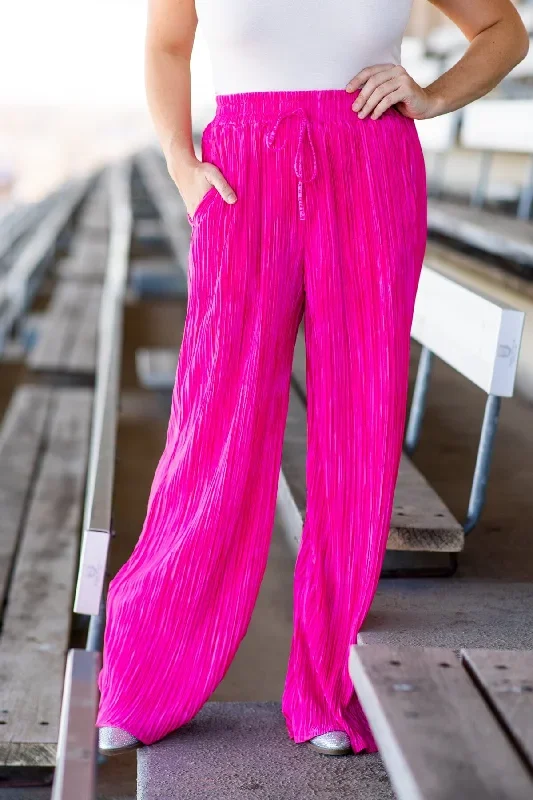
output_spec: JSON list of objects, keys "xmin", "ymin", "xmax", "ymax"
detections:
[{"xmin": 167, "ymin": 155, "xmax": 237, "ymax": 220}]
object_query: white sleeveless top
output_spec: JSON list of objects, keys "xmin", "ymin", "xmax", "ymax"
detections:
[{"xmin": 195, "ymin": 0, "xmax": 414, "ymax": 95}]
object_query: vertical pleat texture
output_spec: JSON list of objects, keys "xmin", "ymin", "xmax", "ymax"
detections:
[
  {"xmin": 280, "ymin": 95, "xmax": 427, "ymax": 753},
  {"xmin": 96, "ymin": 89, "xmax": 427, "ymax": 751}
]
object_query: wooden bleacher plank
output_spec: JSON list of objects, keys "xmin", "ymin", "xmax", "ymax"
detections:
[
  {"xmin": 348, "ymin": 644, "xmax": 533, "ymax": 800},
  {"xmin": 428, "ymin": 198, "xmax": 533, "ymax": 265},
  {"xmin": 0, "ymin": 388, "xmax": 93, "ymax": 767},
  {"xmin": 390, "ymin": 457, "xmax": 463, "ymax": 552},
  {"xmin": 425, "ymin": 239, "xmax": 533, "ymax": 301},
  {"xmin": 67, "ymin": 285, "xmax": 102, "ymax": 374},
  {"xmin": 57, "ymin": 236, "xmax": 108, "ymax": 282},
  {"xmin": 27, "ymin": 283, "xmax": 79, "ymax": 371},
  {"xmin": 0, "ymin": 386, "xmax": 52, "ymax": 610},
  {"xmin": 462, "ymin": 648, "xmax": 533, "ymax": 767},
  {"xmin": 28, "ymin": 283, "xmax": 101, "ymax": 377},
  {"xmin": 76, "ymin": 172, "xmax": 110, "ymax": 238}
]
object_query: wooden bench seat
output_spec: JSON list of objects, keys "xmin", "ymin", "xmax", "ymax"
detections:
[
  {"xmin": 428, "ymin": 197, "xmax": 533, "ymax": 266},
  {"xmin": 0, "ymin": 385, "xmax": 93, "ymax": 767},
  {"xmin": 349, "ymin": 643, "xmax": 533, "ymax": 800},
  {"xmin": 27, "ymin": 282, "xmax": 102, "ymax": 379},
  {"xmin": 75, "ymin": 172, "xmax": 110, "ymax": 238},
  {"xmin": 57, "ymin": 234, "xmax": 108, "ymax": 282}
]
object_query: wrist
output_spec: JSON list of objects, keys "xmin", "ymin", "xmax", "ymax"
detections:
[
  {"xmin": 422, "ymin": 85, "xmax": 448, "ymax": 119},
  {"xmin": 164, "ymin": 138, "xmax": 199, "ymax": 187}
]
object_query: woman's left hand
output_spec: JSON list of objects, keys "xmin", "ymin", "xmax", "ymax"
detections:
[{"xmin": 346, "ymin": 64, "xmax": 438, "ymax": 121}]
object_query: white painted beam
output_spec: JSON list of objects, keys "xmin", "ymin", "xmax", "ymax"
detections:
[{"xmin": 412, "ymin": 266, "xmax": 524, "ymax": 397}]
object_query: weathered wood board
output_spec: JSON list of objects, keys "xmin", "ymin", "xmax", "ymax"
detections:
[
  {"xmin": 0, "ymin": 388, "xmax": 93, "ymax": 767},
  {"xmin": 57, "ymin": 236, "xmax": 108, "ymax": 282},
  {"xmin": 428, "ymin": 198, "xmax": 533, "ymax": 265},
  {"xmin": 0, "ymin": 386, "xmax": 52, "ymax": 611},
  {"xmin": 28, "ymin": 283, "xmax": 102, "ymax": 377},
  {"xmin": 462, "ymin": 648, "xmax": 533, "ymax": 768},
  {"xmin": 349, "ymin": 644, "xmax": 533, "ymax": 800},
  {"xmin": 75, "ymin": 173, "xmax": 110, "ymax": 237}
]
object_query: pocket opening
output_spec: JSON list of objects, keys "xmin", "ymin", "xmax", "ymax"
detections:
[{"xmin": 187, "ymin": 186, "xmax": 219, "ymax": 227}]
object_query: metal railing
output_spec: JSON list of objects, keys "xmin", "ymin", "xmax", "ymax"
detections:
[
  {"xmin": 51, "ymin": 158, "xmax": 132, "ymax": 800},
  {"xmin": 75, "ymin": 159, "xmax": 132, "ymax": 617},
  {"xmin": 51, "ymin": 650, "xmax": 101, "ymax": 800}
]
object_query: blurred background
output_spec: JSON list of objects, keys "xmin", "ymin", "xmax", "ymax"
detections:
[
  {"xmin": 2, "ymin": 0, "xmax": 530, "ymax": 209},
  {"xmin": 1, "ymin": 2, "xmax": 533, "ymax": 798}
]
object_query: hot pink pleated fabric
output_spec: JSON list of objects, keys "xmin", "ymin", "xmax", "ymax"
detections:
[{"xmin": 96, "ymin": 89, "xmax": 427, "ymax": 753}]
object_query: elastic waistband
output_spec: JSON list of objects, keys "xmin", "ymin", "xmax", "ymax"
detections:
[{"xmin": 214, "ymin": 88, "xmax": 366, "ymax": 124}]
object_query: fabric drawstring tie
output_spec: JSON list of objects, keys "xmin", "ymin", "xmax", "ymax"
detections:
[{"xmin": 265, "ymin": 107, "xmax": 317, "ymax": 221}]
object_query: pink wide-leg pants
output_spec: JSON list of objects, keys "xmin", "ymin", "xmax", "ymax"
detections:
[{"xmin": 96, "ymin": 89, "xmax": 427, "ymax": 753}]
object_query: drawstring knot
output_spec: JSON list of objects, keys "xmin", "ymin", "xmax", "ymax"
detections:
[{"xmin": 265, "ymin": 107, "xmax": 317, "ymax": 221}]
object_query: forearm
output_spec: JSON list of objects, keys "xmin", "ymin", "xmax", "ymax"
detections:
[
  {"xmin": 425, "ymin": 12, "xmax": 529, "ymax": 116},
  {"xmin": 145, "ymin": 49, "xmax": 195, "ymax": 167},
  {"xmin": 144, "ymin": 0, "xmax": 198, "ymax": 186}
]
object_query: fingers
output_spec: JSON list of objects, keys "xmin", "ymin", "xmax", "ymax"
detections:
[
  {"xmin": 351, "ymin": 66, "xmax": 403, "ymax": 115},
  {"xmin": 369, "ymin": 88, "xmax": 406, "ymax": 120},
  {"xmin": 356, "ymin": 76, "xmax": 404, "ymax": 118},
  {"xmin": 203, "ymin": 164, "xmax": 237, "ymax": 204},
  {"xmin": 347, "ymin": 64, "xmax": 416, "ymax": 120},
  {"xmin": 345, "ymin": 64, "xmax": 394, "ymax": 92}
]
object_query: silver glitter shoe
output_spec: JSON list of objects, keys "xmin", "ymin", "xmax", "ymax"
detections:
[
  {"xmin": 98, "ymin": 726, "xmax": 143, "ymax": 756},
  {"xmin": 308, "ymin": 731, "xmax": 352, "ymax": 756}
]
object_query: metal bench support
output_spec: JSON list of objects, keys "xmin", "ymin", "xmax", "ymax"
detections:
[{"xmin": 404, "ymin": 345, "xmax": 433, "ymax": 456}]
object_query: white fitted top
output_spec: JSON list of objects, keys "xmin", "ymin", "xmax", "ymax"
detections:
[{"xmin": 195, "ymin": 0, "xmax": 414, "ymax": 95}]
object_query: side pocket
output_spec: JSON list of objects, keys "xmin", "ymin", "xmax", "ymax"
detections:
[{"xmin": 187, "ymin": 186, "xmax": 219, "ymax": 227}]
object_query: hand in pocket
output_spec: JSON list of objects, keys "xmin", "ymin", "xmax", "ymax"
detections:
[{"xmin": 168, "ymin": 158, "xmax": 237, "ymax": 220}]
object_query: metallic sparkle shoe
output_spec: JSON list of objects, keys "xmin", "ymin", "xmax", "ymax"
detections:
[
  {"xmin": 98, "ymin": 726, "xmax": 143, "ymax": 756},
  {"xmin": 307, "ymin": 731, "xmax": 352, "ymax": 756}
]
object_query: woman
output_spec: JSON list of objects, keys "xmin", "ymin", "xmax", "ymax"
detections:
[{"xmin": 97, "ymin": 0, "xmax": 528, "ymax": 757}]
